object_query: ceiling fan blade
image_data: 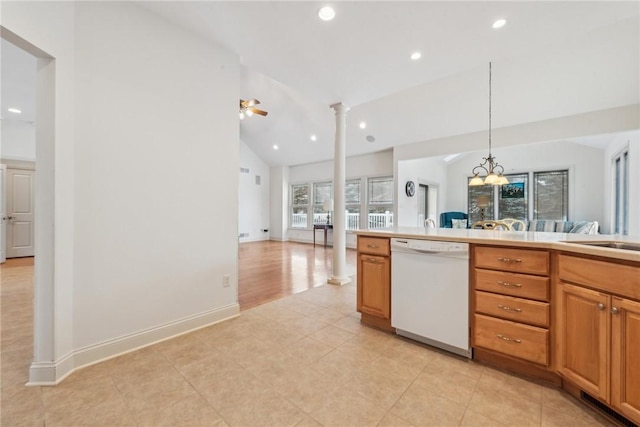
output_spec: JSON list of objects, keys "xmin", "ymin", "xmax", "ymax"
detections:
[
  {"xmin": 246, "ymin": 99, "xmax": 260, "ymax": 107},
  {"xmin": 248, "ymin": 107, "xmax": 268, "ymax": 116}
]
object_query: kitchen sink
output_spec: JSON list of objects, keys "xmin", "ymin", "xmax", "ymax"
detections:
[{"xmin": 566, "ymin": 241, "xmax": 640, "ymax": 252}]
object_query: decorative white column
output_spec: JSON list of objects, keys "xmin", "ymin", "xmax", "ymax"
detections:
[{"xmin": 328, "ymin": 103, "xmax": 351, "ymax": 286}]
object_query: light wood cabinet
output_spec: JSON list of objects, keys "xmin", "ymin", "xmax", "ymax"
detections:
[
  {"xmin": 611, "ymin": 297, "xmax": 640, "ymax": 423},
  {"xmin": 472, "ymin": 245, "xmax": 552, "ymax": 369},
  {"xmin": 556, "ymin": 254, "xmax": 640, "ymax": 425},
  {"xmin": 357, "ymin": 236, "xmax": 392, "ymax": 330},
  {"xmin": 556, "ymin": 282, "xmax": 610, "ymax": 400}
]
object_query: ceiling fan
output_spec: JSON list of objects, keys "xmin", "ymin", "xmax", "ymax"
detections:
[{"xmin": 239, "ymin": 99, "xmax": 268, "ymax": 120}]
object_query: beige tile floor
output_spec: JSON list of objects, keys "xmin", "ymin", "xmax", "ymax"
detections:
[{"xmin": 2, "ymin": 260, "xmax": 616, "ymax": 426}]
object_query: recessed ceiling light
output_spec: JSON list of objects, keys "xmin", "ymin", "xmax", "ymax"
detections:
[
  {"xmin": 310, "ymin": 134, "xmax": 317, "ymax": 141},
  {"xmin": 359, "ymin": 122, "xmax": 366, "ymax": 129},
  {"xmin": 318, "ymin": 6, "xmax": 335, "ymax": 21},
  {"xmin": 273, "ymin": 145, "xmax": 279, "ymax": 150},
  {"xmin": 8, "ymin": 108, "xmax": 22, "ymax": 114},
  {"xmin": 492, "ymin": 19, "xmax": 506, "ymax": 29},
  {"xmin": 410, "ymin": 52, "xmax": 422, "ymax": 60}
]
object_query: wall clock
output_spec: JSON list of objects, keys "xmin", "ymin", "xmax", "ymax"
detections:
[{"xmin": 405, "ymin": 180, "xmax": 416, "ymax": 197}]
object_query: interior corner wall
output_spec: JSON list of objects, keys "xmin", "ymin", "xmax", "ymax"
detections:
[
  {"xmin": 71, "ymin": 2, "xmax": 240, "ymax": 362},
  {"xmin": 239, "ymin": 140, "xmax": 270, "ymax": 243},
  {"xmin": 269, "ymin": 165, "xmax": 289, "ymax": 241}
]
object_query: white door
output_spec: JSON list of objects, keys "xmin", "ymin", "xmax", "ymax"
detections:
[
  {"xmin": 6, "ymin": 168, "xmax": 35, "ymax": 258},
  {"xmin": 0, "ymin": 164, "xmax": 6, "ymax": 263}
]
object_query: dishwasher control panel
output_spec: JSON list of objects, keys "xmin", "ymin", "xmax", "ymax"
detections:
[{"xmin": 391, "ymin": 238, "xmax": 468, "ymax": 253}]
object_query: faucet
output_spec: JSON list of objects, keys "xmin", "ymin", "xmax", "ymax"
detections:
[{"xmin": 424, "ymin": 218, "xmax": 436, "ymax": 228}]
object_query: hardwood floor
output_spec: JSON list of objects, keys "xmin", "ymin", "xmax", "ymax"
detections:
[{"xmin": 238, "ymin": 240, "xmax": 357, "ymax": 310}]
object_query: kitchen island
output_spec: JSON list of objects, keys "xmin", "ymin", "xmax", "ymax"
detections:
[{"xmin": 353, "ymin": 227, "xmax": 640, "ymax": 425}]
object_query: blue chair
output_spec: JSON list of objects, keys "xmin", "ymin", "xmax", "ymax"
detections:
[{"xmin": 440, "ymin": 212, "xmax": 468, "ymax": 228}]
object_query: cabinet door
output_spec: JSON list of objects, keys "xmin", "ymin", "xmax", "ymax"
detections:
[
  {"xmin": 611, "ymin": 297, "xmax": 640, "ymax": 424},
  {"xmin": 557, "ymin": 282, "xmax": 610, "ymax": 401},
  {"xmin": 357, "ymin": 254, "xmax": 390, "ymax": 319}
]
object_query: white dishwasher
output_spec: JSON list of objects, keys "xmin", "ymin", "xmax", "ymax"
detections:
[{"xmin": 391, "ymin": 238, "xmax": 471, "ymax": 357}]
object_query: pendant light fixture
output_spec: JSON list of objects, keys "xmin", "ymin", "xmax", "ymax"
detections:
[{"xmin": 469, "ymin": 62, "xmax": 509, "ymax": 186}]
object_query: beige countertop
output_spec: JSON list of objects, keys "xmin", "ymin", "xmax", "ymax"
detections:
[{"xmin": 352, "ymin": 227, "xmax": 640, "ymax": 263}]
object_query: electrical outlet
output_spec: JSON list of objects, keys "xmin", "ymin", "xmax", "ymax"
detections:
[{"xmin": 223, "ymin": 274, "xmax": 231, "ymax": 287}]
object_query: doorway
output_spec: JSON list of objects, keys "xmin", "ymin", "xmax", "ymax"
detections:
[
  {"xmin": 418, "ymin": 183, "xmax": 439, "ymax": 227},
  {"xmin": 2, "ymin": 26, "xmax": 56, "ymax": 384}
]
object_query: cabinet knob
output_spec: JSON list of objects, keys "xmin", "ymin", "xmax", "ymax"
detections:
[
  {"xmin": 597, "ymin": 303, "xmax": 605, "ymax": 311},
  {"xmin": 611, "ymin": 307, "xmax": 619, "ymax": 315}
]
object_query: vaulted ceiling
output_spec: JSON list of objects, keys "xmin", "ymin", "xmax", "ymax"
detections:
[{"xmin": 140, "ymin": 1, "xmax": 639, "ymax": 166}]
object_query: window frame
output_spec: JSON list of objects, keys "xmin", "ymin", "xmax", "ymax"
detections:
[
  {"xmin": 289, "ymin": 183, "xmax": 310, "ymax": 229},
  {"xmin": 366, "ymin": 176, "xmax": 394, "ymax": 229}
]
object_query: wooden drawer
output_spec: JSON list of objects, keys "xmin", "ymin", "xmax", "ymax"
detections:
[
  {"xmin": 474, "ymin": 314, "xmax": 549, "ymax": 365},
  {"xmin": 475, "ymin": 269, "xmax": 550, "ymax": 301},
  {"xmin": 475, "ymin": 291, "xmax": 550, "ymax": 327},
  {"xmin": 474, "ymin": 246, "xmax": 549, "ymax": 275},
  {"xmin": 558, "ymin": 254, "xmax": 640, "ymax": 301},
  {"xmin": 357, "ymin": 236, "xmax": 390, "ymax": 256}
]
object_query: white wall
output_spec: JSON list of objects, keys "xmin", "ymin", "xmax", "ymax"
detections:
[
  {"xmin": 3, "ymin": 1, "xmax": 242, "ymax": 382},
  {"xmin": 604, "ymin": 131, "xmax": 640, "ymax": 237},
  {"xmin": 72, "ymin": 2, "xmax": 240, "ymax": 349},
  {"xmin": 1, "ymin": 120, "xmax": 36, "ymax": 161},
  {"xmin": 239, "ymin": 140, "xmax": 270, "ymax": 242},
  {"xmin": 396, "ymin": 157, "xmax": 447, "ymax": 227},
  {"xmin": 269, "ymin": 165, "xmax": 289, "ymax": 241},
  {"xmin": 289, "ymin": 149, "xmax": 393, "ymax": 183}
]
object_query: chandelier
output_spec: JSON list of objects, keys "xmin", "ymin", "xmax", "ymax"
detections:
[{"xmin": 469, "ymin": 62, "xmax": 509, "ymax": 186}]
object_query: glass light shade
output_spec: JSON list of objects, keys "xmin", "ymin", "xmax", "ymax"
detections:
[
  {"xmin": 469, "ymin": 175, "xmax": 485, "ymax": 186},
  {"xmin": 245, "ymin": 109, "xmax": 254, "ymax": 117},
  {"xmin": 484, "ymin": 173, "xmax": 499, "ymax": 185},
  {"xmin": 239, "ymin": 111, "xmax": 245, "ymax": 120},
  {"xmin": 495, "ymin": 175, "xmax": 510, "ymax": 185}
]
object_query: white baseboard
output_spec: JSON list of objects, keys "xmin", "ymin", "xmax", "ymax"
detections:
[{"xmin": 27, "ymin": 303, "xmax": 240, "ymax": 386}]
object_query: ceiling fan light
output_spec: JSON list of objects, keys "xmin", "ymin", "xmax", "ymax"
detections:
[
  {"xmin": 469, "ymin": 175, "xmax": 485, "ymax": 186},
  {"xmin": 246, "ymin": 109, "xmax": 254, "ymax": 117},
  {"xmin": 239, "ymin": 111, "xmax": 245, "ymax": 120}
]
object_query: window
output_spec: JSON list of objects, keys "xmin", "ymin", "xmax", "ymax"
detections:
[
  {"xmin": 613, "ymin": 149, "xmax": 629, "ymax": 235},
  {"xmin": 345, "ymin": 179, "xmax": 361, "ymax": 230},
  {"xmin": 534, "ymin": 170, "xmax": 568, "ymax": 220},
  {"xmin": 467, "ymin": 180, "xmax": 495, "ymax": 224},
  {"xmin": 313, "ymin": 182, "xmax": 332, "ymax": 225},
  {"xmin": 290, "ymin": 184, "xmax": 309, "ymax": 228},
  {"xmin": 467, "ymin": 169, "xmax": 566, "ymax": 223},
  {"xmin": 498, "ymin": 173, "xmax": 528, "ymax": 221},
  {"xmin": 367, "ymin": 177, "xmax": 393, "ymax": 228}
]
